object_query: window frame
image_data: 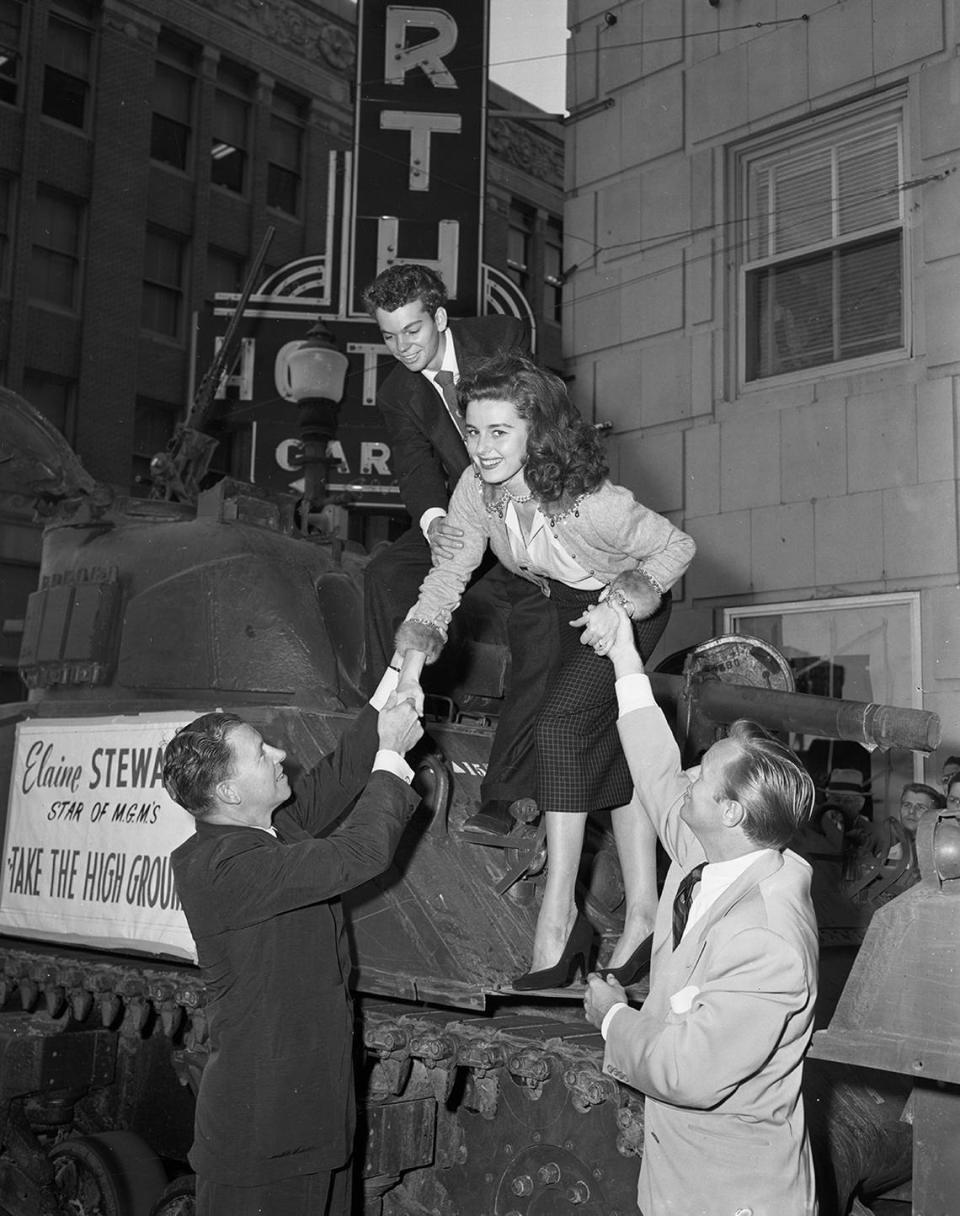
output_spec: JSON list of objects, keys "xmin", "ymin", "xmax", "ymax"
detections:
[
  {"xmin": 29, "ymin": 185, "xmax": 84, "ymax": 313},
  {"xmin": 206, "ymin": 244, "xmax": 245, "ymax": 297},
  {"xmin": 266, "ymin": 97, "xmax": 304, "ymax": 217},
  {"xmin": 21, "ymin": 368, "xmax": 77, "ymax": 441},
  {"xmin": 543, "ymin": 214, "xmax": 563, "ymax": 325},
  {"xmin": 506, "ymin": 198, "xmax": 534, "ymax": 299},
  {"xmin": 41, "ymin": 8, "xmax": 94, "ymax": 131},
  {"xmin": 210, "ymin": 61, "xmax": 252, "ymax": 196},
  {"xmin": 151, "ymin": 61, "xmax": 195, "ymax": 173},
  {"xmin": 733, "ymin": 94, "xmax": 910, "ymax": 395},
  {"xmin": 723, "ymin": 592, "xmax": 924, "ymax": 795},
  {"xmin": 142, "ymin": 226, "xmax": 187, "ymax": 341},
  {"xmin": 0, "ymin": 0, "xmax": 26, "ymax": 109}
]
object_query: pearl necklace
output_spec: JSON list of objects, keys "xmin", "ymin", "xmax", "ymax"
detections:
[{"xmin": 505, "ymin": 488, "xmax": 534, "ymax": 504}]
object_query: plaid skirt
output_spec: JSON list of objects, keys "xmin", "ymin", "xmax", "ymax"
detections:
[{"xmin": 534, "ymin": 581, "xmax": 672, "ymax": 815}]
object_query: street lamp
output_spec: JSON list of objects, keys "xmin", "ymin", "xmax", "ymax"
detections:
[{"xmin": 285, "ymin": 320, "xmax": 348, "ymax": 531}]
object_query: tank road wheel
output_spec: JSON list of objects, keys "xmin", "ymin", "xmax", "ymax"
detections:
[
  {"xmin": 492, "ymin": 1143, "xmax": 613, "ymax": 1214},
  {"xmin": 147, "ymin": 1175, "xmax": 196, "ymax": 1216},
  {"xmin": 50, "ymin": 1131, "xmax": 167, "ymax": 1216}
]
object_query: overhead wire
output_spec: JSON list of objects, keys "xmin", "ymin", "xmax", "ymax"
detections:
[
  {"xmin": 346, "ymin": 11, "xmax": 958, "ymax": 317},
  {"xmin": 354, "ymin": 16, "xmax": 812, "ymax": 90}
]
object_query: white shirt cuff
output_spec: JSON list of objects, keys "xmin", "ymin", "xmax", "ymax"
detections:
[
  {"xmin": 373, "ymin": 749, "xmax": 414, "ymax": 785},
  {"xmin": 615, "ymin": 673, "xmax": 656, "ymax": 718},
  {"xmin": 601, "ymin": 1001, "xmax": 627, "ymax": 1039},
  {"xmin": 420, "ymin": 506, "xmax": 447, "ymax": 538},
  {"xmin": 369, "ymin": 665, "xmax": 399, "ymax": 711}
]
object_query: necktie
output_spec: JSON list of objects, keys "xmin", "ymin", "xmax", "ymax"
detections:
[
  {"xmin": 672, "ymin": 862, "xmax": 707, "ymax": 949},
  {"xmin": 434, "ymin": 369, "xmax": 466, "ymax": 440}
]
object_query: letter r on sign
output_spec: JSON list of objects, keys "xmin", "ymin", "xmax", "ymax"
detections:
[{"xmin": 385, "ymin": 7, "xmax": 459, "ymax": 88}]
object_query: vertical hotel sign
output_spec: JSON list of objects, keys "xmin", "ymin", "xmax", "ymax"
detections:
[{"xmin": 350, "ymin": 0, "xmax": 488, "ymax": 314}]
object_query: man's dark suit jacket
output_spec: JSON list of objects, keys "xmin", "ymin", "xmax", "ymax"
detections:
[
  {"xmin": 377, "ymin": 314, "xmax": 526, "ymax": 524},
  {"xmin": 171, "ymin": 707, "xmax": 419, "ymax": 1186}
]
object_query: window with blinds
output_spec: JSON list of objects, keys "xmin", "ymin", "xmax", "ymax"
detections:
[{"xmin": 740, "ymin": 113, "xmax": 905, "ymax": 383}]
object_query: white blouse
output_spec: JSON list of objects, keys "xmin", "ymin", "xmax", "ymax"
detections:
[{"xmin": 503, "ymin": 499, "xmax": 605, "ymax": 591}]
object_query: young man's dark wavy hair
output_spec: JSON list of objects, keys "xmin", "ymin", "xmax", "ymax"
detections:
[
  {"xmin": 362, "ymin": 264, "xmax": 447, "ymax": 318},
  {"xmin": 458, "ymin": 354, "xmax": 608, "ymax": 504},
  {"xmin": 162, "ymin": 712, "xmax": 243, "ymax": 819}
]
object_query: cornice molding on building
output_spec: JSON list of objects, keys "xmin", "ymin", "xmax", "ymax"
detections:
[
  {"xmin": 101, "ymin": 0, "xmax": 160, "ymax": 45},
  {"xmin": 487, "ymin": 119, "xmax": 564, "ymax": 190},
  {"xmin": 203, "ymin": 0, "xmax": 356, "ymax": 74}
]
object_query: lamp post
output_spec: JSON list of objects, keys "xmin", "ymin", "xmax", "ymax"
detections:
[{"xmin": 285, "ymin": 320, "xmax": 348, "ymax": 533}]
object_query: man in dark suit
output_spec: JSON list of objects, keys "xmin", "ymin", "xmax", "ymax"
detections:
[
  {"xmin": 362, "ymin": 263, "xmax": 559, "ymax": 834},
  {"xmin": 165, "ymin": 680, "xmax": 422, "ymax": 1216}
]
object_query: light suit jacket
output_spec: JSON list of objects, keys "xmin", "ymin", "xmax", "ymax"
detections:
[{"xmin": 604, "ymin": 697, "xmax": 819, "ymax": 1216}]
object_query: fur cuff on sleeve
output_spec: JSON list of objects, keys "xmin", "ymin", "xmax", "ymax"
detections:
[
  {"xmin": 609, "ymin": 569, "xmax": 663, "ymax": 621},
  {"xmin": 395, "ymin": 618, "xmax": 446, "ymax": 665}
]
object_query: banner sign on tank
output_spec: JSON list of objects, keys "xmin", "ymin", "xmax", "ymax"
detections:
[{"xmin": 0, "ymin": 716, "xmax": 199, "ymax": 961}]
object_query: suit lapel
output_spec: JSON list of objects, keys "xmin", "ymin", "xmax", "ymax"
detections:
[
  {"xmin": 651, "ymin": 850, "xmax": 782, "ymax": 1002},
  {"xmin": 682, "ymin": 849, "xmax": 782, "ymax": 953}
]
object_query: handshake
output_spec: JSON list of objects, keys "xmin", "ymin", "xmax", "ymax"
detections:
[{"xmin": 376, "ymin": 683, "xmax": 424, "ymax": 757}]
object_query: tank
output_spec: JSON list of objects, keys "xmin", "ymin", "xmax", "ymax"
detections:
[{"xmin": 0, "ymin": 388, "xmax": 939, "ymax": 1215}]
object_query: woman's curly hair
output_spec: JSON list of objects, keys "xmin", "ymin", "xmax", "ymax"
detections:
[{"xmin": 457, "ymin": 354, "xmax": 607, "ymax": 504}]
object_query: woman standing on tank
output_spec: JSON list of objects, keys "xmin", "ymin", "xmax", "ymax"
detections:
[{"xmin": 394, "ymin": 354, "xmax": 695, "ymax": 989}]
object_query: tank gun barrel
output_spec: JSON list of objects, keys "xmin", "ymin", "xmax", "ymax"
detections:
[{"xmin": 649, "ymin": 673, "xmax": 941, "ymax": 754}]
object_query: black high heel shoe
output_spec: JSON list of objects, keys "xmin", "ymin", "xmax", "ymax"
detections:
[
  {"xmin": 513, "ymin": 916, "xmax": 595, "ymax": 991},
  {"xmin": 603, "ymin": 933, "xmax": 654, "ymax": 987}
]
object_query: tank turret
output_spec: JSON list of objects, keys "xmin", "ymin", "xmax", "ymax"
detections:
[{"xmin": 0, "ymin": 388, "xmax": 943, "ymax": 1215}]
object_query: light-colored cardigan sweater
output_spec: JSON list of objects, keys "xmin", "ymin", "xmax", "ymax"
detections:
[{"xmin": 402, "ymin": 468, "xmax": 696, "ymax": 640}]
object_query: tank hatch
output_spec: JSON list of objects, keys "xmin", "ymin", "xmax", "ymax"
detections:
[{"xmin": 0, "ymin": 387, "xmax": 102, "ymax": 502}]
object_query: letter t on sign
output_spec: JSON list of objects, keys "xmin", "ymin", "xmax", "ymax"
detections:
[{"xmin": 384, "ymin": 7, "xmax": 459, "ymax": 87}]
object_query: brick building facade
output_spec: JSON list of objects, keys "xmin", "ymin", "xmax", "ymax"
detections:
[
  {"xmin": 0, "ymin": 0, "xmax": 563, "ymax": 697},
  {"xmin": 563, "ymin": 0, "xmax": 960, "ymax": 802}
]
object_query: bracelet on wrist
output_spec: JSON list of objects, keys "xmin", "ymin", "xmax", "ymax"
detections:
[
  {"xmin": 604, "ymin": 588, "xmax": 636, "ymax": 619},
  {"xmin": 636, "ymin": 567, "xmax": 665, "ymax": 597}
]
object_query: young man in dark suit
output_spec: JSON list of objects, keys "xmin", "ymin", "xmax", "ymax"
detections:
[
  {"xmin": 362, "ymin": 263, "xmax": 559, "ymax": 834},
  {"xmin": 165, "ymin": 681, "xmax": 422, "ymax": 1216}
]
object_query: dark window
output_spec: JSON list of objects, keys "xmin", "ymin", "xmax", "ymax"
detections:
[
  {"xmin": 30, "ymin": 188, "xmax": 83, "ymax": 310},
  {"xmin": 22, "ymin": 368, "xmax": 76, "ymax": 438},
  {"xmin": 267, "ymin": 90, "xmax": 304, "ymax": 216},
  {"xmin": 741, "ymin": 117, "xmax": 904, "ymax": 382},
  {"xmin": 151, "ymin": 61, "xmax": 194, "ymax": 170},
  {"xmin": 543, "ymin": 216, "xmax": 563, "ymax": 324},
  {"xmin": 211, "ymin": 63, "xmax": 251, "ymax": 194},
  {"xmin": 142, "ymin": 227, "xmax": 185, "ymax": 338},
  {"xmin": 207, "ymin": 245, "xmax": 245, "ymax": 296},
  {"xmin": 42, "ymin": 13, "xmax": 91, "ymax": 129},
  {"xmin": 0, "ymin": 0, "xmax": 25, "ymax": 108},
  {"xmin": 507, "ymin": 200, "xmax": 533, "ymax": 297},
  {"xmin": 267, "ymin": 116, "xmax": 303, "ymax": 215}
]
